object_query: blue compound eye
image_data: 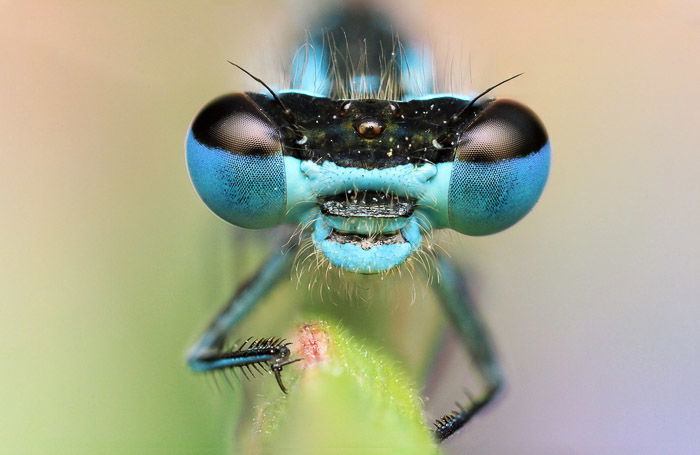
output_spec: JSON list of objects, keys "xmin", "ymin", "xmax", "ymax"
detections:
[
  {"xmin": 447, "ymin": 99, "xmax": 550, "ymax": 235},
  {"xmin": 186, "ymin": 93, "xmax": 287, "ymax": 229}
]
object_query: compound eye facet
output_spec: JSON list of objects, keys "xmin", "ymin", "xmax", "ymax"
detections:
[
  {"xmin": 446, "ymin": 99, "xmax": 550, "ymax": 236},
  {"xmin": 186, "ymin": 93, "xmax": 287, "ymax": 229}
]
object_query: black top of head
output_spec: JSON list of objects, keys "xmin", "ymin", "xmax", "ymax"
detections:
[
  {"xmin": 248, "ymin": 92, "xmax": 547, "ymax": 169},
  {"xmin": 250, "ymin": 92, "xmax": 468, "ymax": 169},
  {"xmin": 190, "ymin": 91, "xmax": 547, "ymax": 167}
]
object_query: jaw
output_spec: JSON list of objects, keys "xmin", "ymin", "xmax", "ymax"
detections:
[{"xmin": 311, "ymin": 216, "xmax": 422, "ymax": 274}]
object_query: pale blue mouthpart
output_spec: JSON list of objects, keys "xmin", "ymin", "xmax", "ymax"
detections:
[
  {"xmin": 325, "ymin": 216, "xmax": 410, "ymax": 235},
  {"xmin": 283, "ymin": 156, "xmax": 438, "ymax": 225},
  {"xmin": 311, "ymin": 216, "xmax": 423, "ymax": 274}
]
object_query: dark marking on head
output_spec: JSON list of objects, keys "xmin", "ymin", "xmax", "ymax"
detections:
[
  {"xmin": 455, "ymin": 99, "xmax": 548, "ymax": 162},
  {"xmin": 190, "ymin": 93, "xmax": 281, "ymax": 156}
]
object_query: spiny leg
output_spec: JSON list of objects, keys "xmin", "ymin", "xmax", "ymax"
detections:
[
  {"xmin": 429, "ymin": 253, "xmax": 503, "ymax": 442},
  {"xmin": 187, "ymin": 244, "xmax": 298, "ymax": 392}
]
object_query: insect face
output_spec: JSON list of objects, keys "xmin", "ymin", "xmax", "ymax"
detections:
[{"xmin": 186, "ymin": 91, "xmax": 550, "ymax": 273}]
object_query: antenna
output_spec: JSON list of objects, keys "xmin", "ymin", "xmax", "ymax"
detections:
[
  {"xmin": 450, "ymin": 72, "xmax": 524, "ymax": 124},
  {"xmin": 227, "ymin": 61, "xmax": 305, "ymax": 140},
  {"xmin": 436, "ymin": 73, "xmax": 524, "ymax": 147}
]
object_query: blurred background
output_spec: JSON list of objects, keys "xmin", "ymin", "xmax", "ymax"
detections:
[{"xmin": 1, "ymin": 1, "xmax": 698, "ymax": 454}]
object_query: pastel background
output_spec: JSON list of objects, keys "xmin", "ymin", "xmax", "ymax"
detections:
[{"xmin": 1, "ymin": 1, "xmax": 698, "ymax": 454}]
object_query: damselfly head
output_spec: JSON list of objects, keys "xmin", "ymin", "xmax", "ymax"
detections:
[
  {"xmin": 185, "ymin": 8, "xmax": 549, "ymax": 274},
  {"xmin": 186, "ymin": 88, "xmax": 549, "ymax": 273}
]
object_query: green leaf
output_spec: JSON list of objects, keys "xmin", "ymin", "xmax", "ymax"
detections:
[{"xmin": 242, "ymin": 319, "xmax": 441, "ymax": 455}]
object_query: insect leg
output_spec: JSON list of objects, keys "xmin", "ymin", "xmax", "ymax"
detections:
[
  {"xmin": 187, "ymin": 245, "xmax": 297, "ymax": 392},
  {"xmin": 430, "ymin": 253, "xmax": 503, "ymax": 442}
]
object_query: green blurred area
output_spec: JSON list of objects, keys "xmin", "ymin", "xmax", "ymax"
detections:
[
  {"xmin": 0, "ymin": 2, "xmax": 282, "ymax": 453},
  {"xmin": 241, "ymin": 319, "xmax": 438, "ymax": 455},
  {"xmin": 0, "ymin": 5, "xmax": 442, "ymax": 453}
]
